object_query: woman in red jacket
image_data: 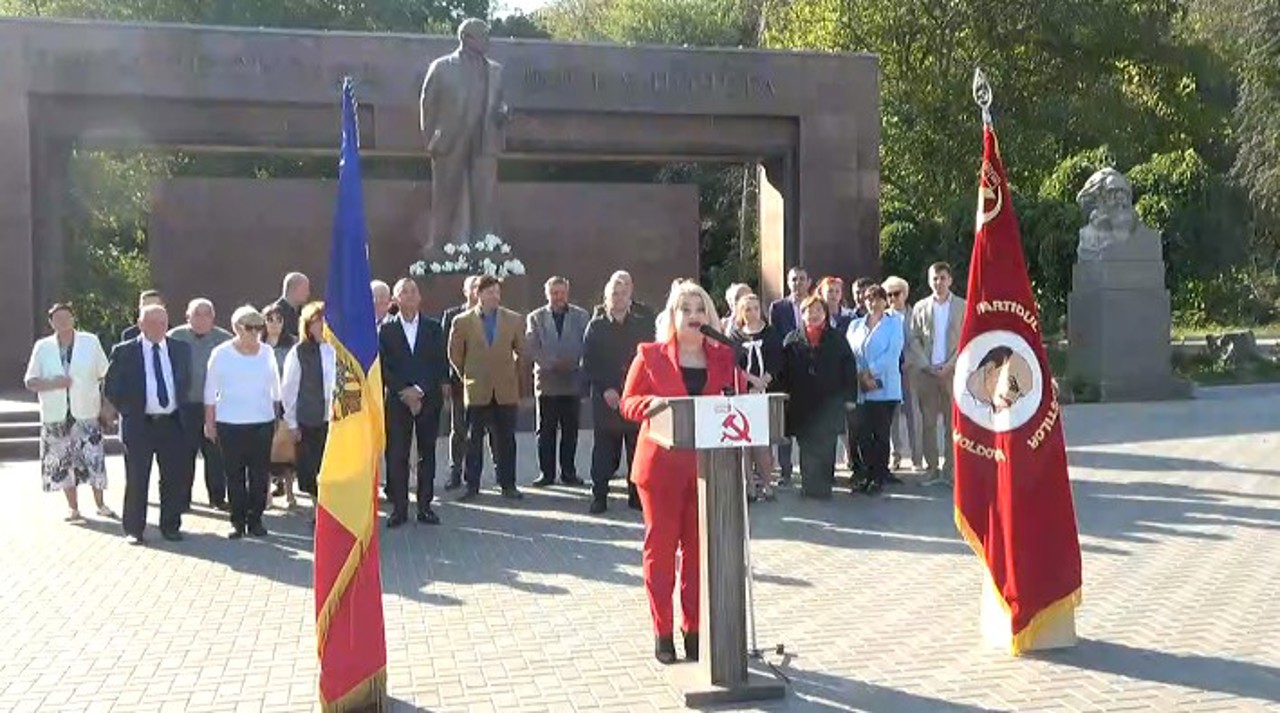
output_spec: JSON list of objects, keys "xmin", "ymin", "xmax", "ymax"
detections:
[{"xmin": 620, "ymin": 279, "xmax": 746, "ymax": 664}]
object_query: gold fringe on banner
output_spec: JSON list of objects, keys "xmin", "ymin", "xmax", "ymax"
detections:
[
  {"xmin": 320, "ymin": 667, "xmax": 387, "ymax": 713},
  {"xmin": 954, "ymin": 507, "xmax": 1082, "ymax": 656}
]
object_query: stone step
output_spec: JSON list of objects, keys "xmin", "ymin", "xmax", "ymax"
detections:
[
  {"xmin": 0, "ymin": 434, "xmax": 124, "ymax": 461},
  {"xmin": 0, "ymin": 421, "xmax": 41, "ymax": 439}
]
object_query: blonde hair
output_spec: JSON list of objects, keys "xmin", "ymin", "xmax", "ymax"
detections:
[
  {"xmin": 882, "ymin": 275, "xmax": 909, "ymax": 296},
  {"xmin": 732, "ymin": 293, "xmax": 762, "ymax": 328},
  {"xmin": 655, "ymin": 279, "xmax": 720, "ymax": 342},
  {"xmin": 230, "ymin": 304, "xmax": 265, "ymax": 329}
]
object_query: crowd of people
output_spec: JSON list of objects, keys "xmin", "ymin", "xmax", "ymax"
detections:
[{"xmin": 23, "ymin": 260, "xmax": 965, "ymax": 660}]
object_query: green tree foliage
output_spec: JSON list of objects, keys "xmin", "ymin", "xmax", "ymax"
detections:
[
  {"xmin": 2, "ymin": 0, "xmax": 487, "ymax": 33},
  {"xmin": 63, "ymin": 150, "xmax": 178, "ymax": 340}
]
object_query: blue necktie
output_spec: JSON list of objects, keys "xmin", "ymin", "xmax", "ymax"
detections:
[{"xmin": 152, "ymin": 343, "xmax": 170, "ymax": 409}]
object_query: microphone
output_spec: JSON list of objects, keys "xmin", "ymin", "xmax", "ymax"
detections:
[{"xmin": 698, "ymin": 323, "xmax": 739, "ymax": 350}]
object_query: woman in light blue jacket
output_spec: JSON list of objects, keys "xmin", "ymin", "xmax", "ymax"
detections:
[{"xmin": 846, "ymin": 285, "xmax": 904, "ymax": 495}]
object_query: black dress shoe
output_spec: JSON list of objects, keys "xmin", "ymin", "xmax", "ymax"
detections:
[
  {"xmin": 272, "ymin": 479, "xmax": 285, "ymax": 497},
  {"xmin": 248, "ymin": 522, "xmax": 269, "ymax": 537},
  {"xmin": 161, "ymin": 530, "xmax": 183, "ymax": 542},
  {"xmin": 416, "ymin": 508, "xmax": 440, "ymax": 525},
  {"xmin": 683, "ymin": 632, "xmax": 699, "ymax": 661},
  {"xmin": 588, "ymin": 499, "xmax": 607, "ymax": 515},
  {"xmin": 655, "ymin": 635, "xmax": 677, "ymax": 665},
  {"xmin": 501, "ymin": 487, "xmax": 524, "ymax": 500},
  {"xmin": 458, "ymin": 487, "xmax": 480, "ymax": 502},
  {"xmin": 212, "ymin": 501, "xmax": 230, "ymax": 512},
  {"xmin": 561, "ymin": 474, "xmax": 584, "ymax": 486},
  {"xmin": 532, "ymin": 475, "xmax": 555, "ymax": 488},
  {"xmin": 228, "ymin": 528, "xmax": 245, "ymax": 540},
  {"xmin": 443, "ymin": 476, "xmax": 463, "ymax": 491},
  {"xmin": 386, "ymin": 513, "xmax": 407, "ymax": 529}
]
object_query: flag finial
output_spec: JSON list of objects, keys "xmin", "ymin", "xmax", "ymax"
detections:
[{"xmin": 972, "ymin": 67, "xmax": 993, "ymax": 126}]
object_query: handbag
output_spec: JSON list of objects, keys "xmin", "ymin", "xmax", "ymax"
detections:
[{"xmin": 271, "ymin": 420, "xmax": 296, "ymax": 464}]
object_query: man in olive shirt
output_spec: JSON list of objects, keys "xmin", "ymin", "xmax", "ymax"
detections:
[{"xmin": 168, "ymin": 298, "xmax": 233, "ymax": 511}]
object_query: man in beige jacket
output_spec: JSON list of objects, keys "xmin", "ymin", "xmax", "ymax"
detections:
[
  {"xmin": 906, "ymin": 262, "xmax": 966, "ymax": 484},
  {"xmin": 448, "ymin": 275, "xmax": 526, "ymax": 501}
]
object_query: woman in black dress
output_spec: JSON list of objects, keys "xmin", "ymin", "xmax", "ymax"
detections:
[{"xmin": 724, "ymin": 293, "xmax": 785, "ymax": 500}]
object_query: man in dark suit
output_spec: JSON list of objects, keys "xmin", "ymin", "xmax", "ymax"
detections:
[
  {"xmin": 269, "ymin": 272, "xmax": 311, "ymax": 341},
  {"xmin": 440, "ymin": 275, "xmax": 481, "ymax": 490},
  {"xmin": 119, "ymin": 289, "xmax": 166, "ymax": 343},
  {"xmin": 104, "ymin": 304, "xmax": 192, "ymax": 545},
  {"xmin": 768, "ymin": 267, "xmax": 811, "ymax": 338},
  {"xmin": 767, "ymin": 267, "xmax": 810, "ymax": 482},
  {"xmin": 380, "ymin": 278, "xmax": 450, "ymax": 527}
]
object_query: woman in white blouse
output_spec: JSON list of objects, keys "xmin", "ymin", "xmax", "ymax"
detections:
[
  {"xmin": 23, "ymin": 303, "xmax": 115, "ymax": 521},
  {"xmin": 281, "ymin": 302, "xmax": 335, "ymax": 501},
  {"xmin": 204, "ymin": 305, "xmax": 281, "ymax": 539}
]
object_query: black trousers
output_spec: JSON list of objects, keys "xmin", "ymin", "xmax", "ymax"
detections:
[
  {"xmin": 217, "ymin": 422, "xmax": 273, "ymax": 530},
  {"xmin": 590, "ymin": 427, "xmax": 639, "ymax": 502},
  {"xmin": 777, "ymin": 440, "xmax": 794, "ymax": 479},
  {"xmin": 387, "ymin": 400, "xmax": 442, "ymax": 516},
  {"xmin": 179, "ymin": 402, "xmax": 225, "ymax": 508},
  {"xmin": 845, "ymin": 408, "xmax": 865, "ymax": 474},
  {"xmin": 465, "ymin": 399, "xmax": 517, "ymax": 490},
  {"xmin": 295, "ymin": 423, "xmax": 328, "ymax": 498},
  {"xmin": 447, "ymin": 382, "xmax": 467, "ymax": 479},
  {"xmin": 121, "ymin": 413, "xmax": 186, "ymax": 537},
  {"xmin": 536, "ymin": 395, "xmax": 580, "ymax": 481},
  {"xmin": 857, "ymin": 401, "xmax": 897, "ymax": 486}
]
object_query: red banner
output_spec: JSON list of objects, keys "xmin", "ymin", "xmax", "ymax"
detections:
[{"xmin": 952, "ymin": 124, "xmax": 1082, "ymax": 654}]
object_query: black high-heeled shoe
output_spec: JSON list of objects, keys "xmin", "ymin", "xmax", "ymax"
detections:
[
  {"xmin": 683, "ymin": 632, "xmax": 699, "ymax": 661},
  {"xmin": 655, "ymin": 635, "xmax": 677, "ymax": 664}
]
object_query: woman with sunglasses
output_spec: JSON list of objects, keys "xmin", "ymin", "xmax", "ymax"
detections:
[
  {"xmin": 882, "ymin": 276, "xmax": 921, "ymax": 473},
  {"xmin": 204, "ymin": 305, "xmax": 281, "ymax": 539}
]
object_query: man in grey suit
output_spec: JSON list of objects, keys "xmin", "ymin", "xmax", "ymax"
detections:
[
  {"xmin": 420, "ymin": 18, "xmax": 509, "ymax": 249},
  {"xmin": 906, "ymin": 261, "xmax": 967, "ymax": 485},
  {"xmin": 526, "ymin": 276, "xmax": 590, "ymax": 487}
]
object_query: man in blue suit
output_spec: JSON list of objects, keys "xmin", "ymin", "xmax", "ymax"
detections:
[
  {"xmin": 104, "ymin": 304, "xmax": 192, "ymax": 545},
  {"xmin": 767, "ymin": 266, "xmax": 811, "ymax": 483}
]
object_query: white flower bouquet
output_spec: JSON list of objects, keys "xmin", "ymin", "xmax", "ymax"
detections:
[{"xmin": 409, "ymin": 234, "xmax": 526, "ymax": 279}]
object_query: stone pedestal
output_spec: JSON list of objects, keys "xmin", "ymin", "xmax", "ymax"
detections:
[{"xmin": 1066, "ymin": 243, "xmax": 1191, "ymax": 402}]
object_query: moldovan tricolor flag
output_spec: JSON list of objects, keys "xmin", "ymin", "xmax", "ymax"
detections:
[
  {"xmin": 314, "ymin": 78, "xmax": 388, "ymax": 711},
  {"xmin": 951, "ymin": 121, "xmax": 1082, "ymax": 654}
]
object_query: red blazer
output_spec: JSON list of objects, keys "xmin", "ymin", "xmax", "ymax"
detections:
[{"xmin": 620, "ymin": 339, "xmax": 746, "ymax": 488}]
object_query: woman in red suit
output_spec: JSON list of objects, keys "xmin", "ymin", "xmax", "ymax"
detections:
[{"xmin": 620, "ymin": 279, "xmax": 746, "ymax": 664}]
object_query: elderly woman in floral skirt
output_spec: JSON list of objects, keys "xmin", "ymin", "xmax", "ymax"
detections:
[{"xmin": 24, "ymin": 303, "xmax": 115, "ymax": 521}]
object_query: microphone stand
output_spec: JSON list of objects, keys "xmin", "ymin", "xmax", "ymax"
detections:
[{"xmin": 706, "ymin": 324, "xmax": 770, "ymax": 663}]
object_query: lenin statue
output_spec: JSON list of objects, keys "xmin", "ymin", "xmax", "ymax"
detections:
[{"xmin": 419, "ymin": 19, "xmax": 509, "ymax": 251}]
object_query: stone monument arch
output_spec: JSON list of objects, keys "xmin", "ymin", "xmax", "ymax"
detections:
[{"xmin": 0, "ymin": 18, "xmax": 880, "ymax": 376}]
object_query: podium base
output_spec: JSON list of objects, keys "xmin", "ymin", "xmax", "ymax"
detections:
[
  {"xmin": 671, "ymin": 662, "xmax": 787, "ymax": 708},
  {"xmin": 981, "ymin": 577, "xmax": 1077, "ymax": 653}
]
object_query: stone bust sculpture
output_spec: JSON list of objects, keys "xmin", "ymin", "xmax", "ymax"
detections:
[
  {"xmin": 419, "ymin": 18, "xmax": 509, "ymax": 251},
  {"xmin": 1075, "ymin": 167, "xmax": 1161, "ymax": 262}
]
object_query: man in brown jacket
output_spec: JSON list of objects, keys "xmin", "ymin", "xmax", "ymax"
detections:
[{"xmin": 448, "ymin": 275, "xmax": 526, "ymax": 500}]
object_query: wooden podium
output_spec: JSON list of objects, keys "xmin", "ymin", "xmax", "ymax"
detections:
[{"xmin": 647, "ymin": 393, "xmax": 788, "ymax": 707}]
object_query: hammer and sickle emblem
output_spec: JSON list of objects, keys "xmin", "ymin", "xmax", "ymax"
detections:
[
  {"xmin": 977, "ymin": 160, "xmax": 1003, "ymax": 226},
  {"xmin": 720, "ymin": 408, "xmax": 752, "ymax": 443}
]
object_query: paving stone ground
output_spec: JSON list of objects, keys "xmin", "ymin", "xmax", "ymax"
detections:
[{"xmin": 2, "ymin": 385, "xmax": 1279, "ymax": 712}]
